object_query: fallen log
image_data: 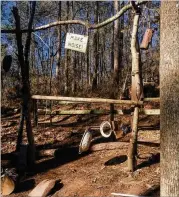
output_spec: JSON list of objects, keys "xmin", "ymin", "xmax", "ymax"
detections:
[
  {"xmin": 37, "ymin": 147, "xmax": 78, "ymax": 157},
  {"xmin": 37, "ymin": 109, "xmax": 160, "ymax": 115},
  {"xmin": 38, "ymin": 149, "xmax": 57, "ymax": 157},
  {"xmin": 38, "ymin": 109, "xmax": 111, "ymax": 115},
  {"xmin": 90, "ymin": 142, "xmax": 129, "ymax": 152},
  {"xmin": 37, "ymin": 139, "xmax": 160, "ymax": 157},
  {"xmin": 28, "ymin": 179, "xmax": 56, "ymax": 197}
]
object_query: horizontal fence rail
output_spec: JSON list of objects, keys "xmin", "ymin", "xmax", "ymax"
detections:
[
  {"xmin": 32, "ymin": 95, "xmax": 160, "ymax": 126},
  {"xmin": 32, "ymin": 95, "xmax": 160, "ymax": 105},
  {"xmin": 37, "ymin": 109, "xmax": 160, "ymax": 116}
]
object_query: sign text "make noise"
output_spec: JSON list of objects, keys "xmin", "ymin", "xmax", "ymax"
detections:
[{"xmin": 65, "ymin": 33, "xmax": 88, "ymax": 53}]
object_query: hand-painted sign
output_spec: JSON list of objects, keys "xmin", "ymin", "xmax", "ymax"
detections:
[{"xmin": 65, "ymin": 33, "xmax": 88, "ymax": 53}]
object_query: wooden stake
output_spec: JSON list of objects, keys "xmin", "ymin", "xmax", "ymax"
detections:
[
  {"xmin": 33, "ymin": 100, "xmax": 38, "ymax": 127},
  {"xmin": 50, "ymin": 101, "xmax": 52, "ymax": 126},
  {"xmin": 37, "ymin": 108, "xmax": 160, "ymax": 116},
  {"xmin": 128, "ymin": 106, "xmax": 139, "ymax": 171}
]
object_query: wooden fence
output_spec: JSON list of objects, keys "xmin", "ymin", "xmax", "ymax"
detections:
[{"xmin": 31, "ymin": 95, "xmax": 160, "ymax": 172}]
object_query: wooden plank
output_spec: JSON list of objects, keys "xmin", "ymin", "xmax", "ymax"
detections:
[
  {"xmin": 143, "ymin": 97, "xmax": 160, "ymax": 102},
  {"xmin": 141, "ymin": 109, "xmax": 160, "ymax": 115},
  {"xmin": 31, "ymin": 95, "xmax": 143, "ymax": 105},
  {"xmin": 56, "ymin": 101, "xmax": 86, "ymax": 104},
  {"xmin": 37, "ymin": 109, "xmax": 111, "ymax": 115},
  {"xmin": 37, "ymin": 109, "xmax": 160, "ymax": 116}
]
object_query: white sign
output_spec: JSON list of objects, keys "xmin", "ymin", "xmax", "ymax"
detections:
[{"xmin": 65, "ymin": 33, "xmax": 88, "ymax": 53}]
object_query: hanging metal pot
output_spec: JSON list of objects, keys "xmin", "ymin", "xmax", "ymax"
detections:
[
  {"xmin": 2, "ymin": 55, "xmax": 12, "ymax": 73},
  {"xmin": 1, "ymin": 175, "xmax": 15, "ymax": 196},
  {"xmin": 100, "ymin": 121, "xmax": 113, "ymax": 138},
  {"xmin": 79, "ymin": 127, "xmax": 92, "ymax": 154},
  {"xmin": 1, "ymin": 168, "xmax": 18, "ymax": 196}
]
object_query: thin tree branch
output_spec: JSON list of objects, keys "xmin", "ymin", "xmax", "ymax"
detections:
[
  {"xmin": 1, "ymin": 1, "xmax": 146, "ymax": 34},
  {"xmin": 24, "ymin": 1, "xmax": 36, "ymax": 62}
]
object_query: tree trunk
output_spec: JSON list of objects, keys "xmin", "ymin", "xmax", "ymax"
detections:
[
  {"xmin": 72, "ymin": 51, "xmax": 77, "ymax": 94},
  {"xmin": 92, "ymin": 2, "xmax": 99, "ymax": 91},
  {"xmin": 113, "ymin": 0, "xmax": 120, "ymax": 87},
  {"xmin": 16, "ymin": 108, "xmax": 24, "ymax": 151},
  {"xmin": 86, "ymin": 10, "xmax": 90, "ymax": 87},
  {"xmin": 160, "ymin": 2, "xmax": 179, "ymax": 196},
  {"xmin": 12, "ymin": 3, "xmax": 36, "ymax": 164},
  {"xmin": 64, "ymin": 1, "xmax": 70, "ymax": 95},
  {"xmin": 56, "ymin": 1, "xmax": 61, "ymax": 93},
  {"xmin": 131, "ymin": 13, "xmax": 143, "ymax": 102},
  {"xmin": 128, "ymin": 4, "xmax": 142, "ymax": 172}
]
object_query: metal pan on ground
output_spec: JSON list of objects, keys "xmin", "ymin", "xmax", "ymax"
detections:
[
  {"xmin": 100, "ymin": 121, "xmax": 113, "ymax": 138},
  {"xmin": 1, "ymin": 175, "xmax": 15, "ymax": 196},
  {"xmin": 79, "ymin": 127, "xmax": 92, "ymax": 154}
]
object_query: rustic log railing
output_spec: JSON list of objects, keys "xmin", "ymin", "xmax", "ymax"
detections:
[
  {"xmin": 32, "ymin": 95, "xmax": 160, "ymax": 126},
  {"xmin": 37, "ymin": 109, "xmax": 160, "ymax": 116},
  {"xmin": 32, "ymin": 95, "xmax": 160, "ymax": 103},
  {"xmin": 31, "ymin": 95, "xmax": 144, "ymax": 105},
  {"xmin": 31, "ymin": 94, "xmax": 160, "ymax": 172}
]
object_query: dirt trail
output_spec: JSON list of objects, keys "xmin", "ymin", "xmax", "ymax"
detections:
[{"xmin": 1, "ymin": 105, "xmax": 160, "ymax": 196}]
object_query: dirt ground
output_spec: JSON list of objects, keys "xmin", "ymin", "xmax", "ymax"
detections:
[{"xmin": 1, "ymin": 103, "xmax": 160, "ymax": 196}]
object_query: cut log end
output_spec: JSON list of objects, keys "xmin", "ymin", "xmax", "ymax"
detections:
[{"xmin": 28, "ymin": 179, "xmax": 56, "ymax": 197}]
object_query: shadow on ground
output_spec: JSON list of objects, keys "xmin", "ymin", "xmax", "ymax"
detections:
[
  {"xmin": 137, "ymin": 153, "xmax": 160, "ymax": 169},
  {"xmin": 105, "ymin": 155, "xmax": 127, "ymax": 166}
]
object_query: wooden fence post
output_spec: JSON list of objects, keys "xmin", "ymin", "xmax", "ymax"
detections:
[
  {"xmin": 50, "ymin": 101, "xmax": 53, "ymax": 126},
  {"xmin": 110, "ymin": 103, "xmax": 114, "ymax": 121},
  {"xmin": 128, "ymin": 3, "xmax": 142, "ymax": 172},
  {"xmin": 33, "ymin": 100, "xmax": 38, "ymax": 127},
  {"xmin": 128, "ymin": 106, "xmax": 139, "ymax": 171}
]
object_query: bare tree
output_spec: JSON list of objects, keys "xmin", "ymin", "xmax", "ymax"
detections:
[
  {"xmin": 92, "ymin": 1, "xmax": 99, "ymax": 91},
  {"xmin": 113, "ymin": 0, "xmax": 120, "ymax": 86},
  {"xmin": 13, "ymin": 2, "xmax": 36, "ymax": 165},
  {"xmin": 56, "ymin": 1, "xmax": 61, "ymax": 88}
]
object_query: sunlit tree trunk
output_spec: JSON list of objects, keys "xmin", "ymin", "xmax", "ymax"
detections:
[
  {"xmin": 56, "ymin": 1, "xmax": 61, "ymax": 93},
  {"xmin": 113, "ymin": 0, "xmax": 120, "ymax": 86},
  {"xmin": 64, "ymin": 1, "xmax": 70, "ymax": 95},
  {"xmin": 160, "ymin": 2, "xmax": 179, "ymax": 196}
]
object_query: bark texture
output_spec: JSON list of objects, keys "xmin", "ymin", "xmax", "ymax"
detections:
[
  {"xmin": 131, "ymin": 13, "xmax": 143, "ymax": 101},
  {"xmin": 160, "ymin": 2, "xmax": 179, "ymax": 196}
]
